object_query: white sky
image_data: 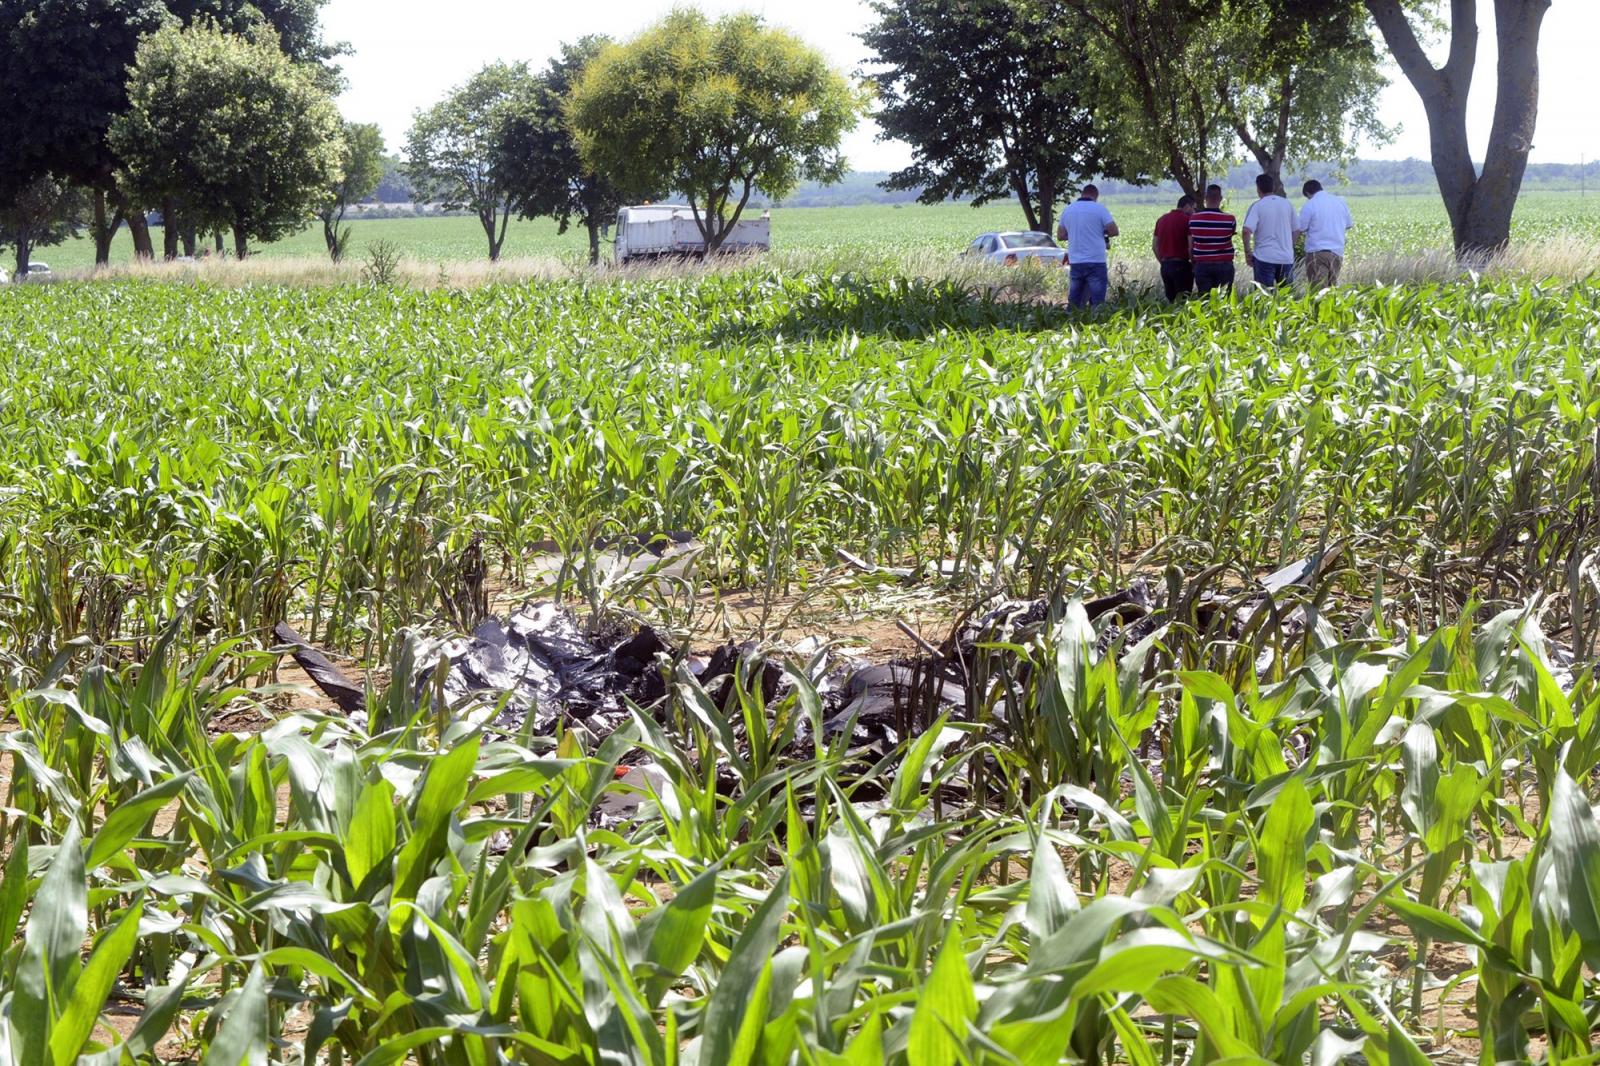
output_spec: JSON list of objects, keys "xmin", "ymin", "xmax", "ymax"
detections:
[{"xmin": 321, "ymin": 0, "xmax": 1600, "ymax": 173}]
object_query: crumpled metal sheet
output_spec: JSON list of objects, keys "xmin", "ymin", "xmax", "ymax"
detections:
[{"xmin": 434, "ymin": 603, "xmax": 669, "ymax": 735}]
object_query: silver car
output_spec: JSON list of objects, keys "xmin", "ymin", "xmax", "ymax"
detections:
[{"xmin": 964, "ymin": 231, "xmax": 1069, "ymax": 267}]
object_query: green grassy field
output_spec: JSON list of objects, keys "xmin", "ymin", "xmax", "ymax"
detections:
[
  {"xmin": 1, "ymin": 267, "xmax": 1599, "ymax": 1062},
  {"xmin": 34, "ymin": 188, "xmax": 1600, "ymax": 272}
]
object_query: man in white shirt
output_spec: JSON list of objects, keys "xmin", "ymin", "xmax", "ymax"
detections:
[
  {"xmin": 1054, "ymin": 184, "xmax": 1119, "ymax": 308},
  {"xmin": 1295, "ymin": 179, "xmax": 1355, "ymax": 288},
  {"xmin": 1242, "ymin": 174, "xmax": 1297, "ymax": 289}
]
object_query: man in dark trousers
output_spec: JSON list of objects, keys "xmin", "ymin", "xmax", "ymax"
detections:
[
  {"xmin": 1188, "ymin": 185, "xmax": 1238, "ymax": 295},
  {"xmin": 1152, "ymin": 195, "xmax": 1195, "ymax": 301}
]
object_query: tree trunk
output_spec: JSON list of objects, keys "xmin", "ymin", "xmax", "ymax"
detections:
[
  {"xmin": 91, "ymin": 188, "xmax": 124, "ymax": 267},
  {"xmin": 214, "ymin": 230, "xmax": 225, "ymax": 256},
  {"xmin": 586, "ymin": 218, "xmax": 601, "ymax": 265},
  {"xmin": 15, "ymin": 227, "xmax": 31, "ymax": 278},
  {"xmin": 233, "ymin": 224, "xmax": 249, "ymax": 260},
  {"xmin": 1365, "ymin": 0, "xmax": 1550, "ymax": 256},
  {"xmin": 127, "ymin": 210, "xmax": 154, "ymax": 259},
  {"xmin": 181, "ymin": 224, "xmax": 197, "ymax": 257},
  {"xmin": 161, "ymin": 197, "xmax": 179, "ymax": 259}
]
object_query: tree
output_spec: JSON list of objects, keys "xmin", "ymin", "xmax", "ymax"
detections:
[
  {"xmin": 0, "ymin": 174, "xmax": 86, "ymax": 275},
  {"xmin": 164, "ymin": 0, "xmax": 345, "ymax": 87},
  {"xmin": 1057, "ymin": 0, "xmax": 1236, "ymax": 197},
  {"xmin": 1365, "ymin": 0, "xmax": 1551, "ymax": 254},
  {"xmin": 568, "ymin": 10, "xmax": 866, "ymax": 254},
  {"xmin": 862, "ymin": 0, "xmax": 1116, "ymax": 234},
  {"xmin": 1219, "ymin": 0, "xmax": 1391, "ymax": 188},
  {"xmin": 111, "ymin": 22, "xmax": 343, "ymax": 258},
  {"xmin": 371, "ymin": 156, "xmax": 413, "ymax": 203},
  {"xmin": 321, "ymin": 120, "xmax": 384, "ymax": 261},
  {"xmin": 0, "ymin": 0, "xmax": 172, "ymax": 264},
  {"xmin": 501, "ymin": 37, "xmax": 627, "ymax": 265},
  {"xmin": 405, "ymin": 62, "xmax": 538, "ymax": 261}
]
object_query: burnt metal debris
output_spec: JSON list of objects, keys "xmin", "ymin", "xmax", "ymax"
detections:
[
  {"xmin": 274, "ymin": 621, "xmax": 366, "ymax": 714},
  {"xmin": 281, "ymin": 549, "xmax": 1346, "ymax": 751}
]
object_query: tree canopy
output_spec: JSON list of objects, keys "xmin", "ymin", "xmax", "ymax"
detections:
[
  {"xmin": 321, "ymin": 120, "xmax": 385, "ymax": 261},
  {"xmin": 567, "ymin": 10, "xmax": 866, "ymax": 252},
  {"xmin": 0, "ymin": 174, "xmax": 86, "ymax": 275},
  {"xmin": 863, "ymin": 0, "xmax": 1117, "ymax": 234},
  {"xmin": 111, "ymin": 21, "xmax": 344, "ymax": 258},
  {"xmin": 501, "ymin": 37, "xmax": 626, "ymax": 265},
  {"xmin": 405, "ymin": 62, "xmax": 538, "ymax": 261},
  {"xmin": 1218, "ymin": 0, "xmax": 1390, "ymax": 186},
  {"xmin": 0, "ymin": 0, "xmax": 173, "ymax": 260}
]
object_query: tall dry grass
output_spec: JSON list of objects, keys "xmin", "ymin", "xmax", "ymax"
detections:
[{"xmin": 37, "ymin": 234, "xmax": 1600, "ymax": 294}]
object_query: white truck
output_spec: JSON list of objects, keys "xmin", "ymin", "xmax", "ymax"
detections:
[{"xmin": 614, "ymin": 204, "xmax": 770, "ymax": 263}]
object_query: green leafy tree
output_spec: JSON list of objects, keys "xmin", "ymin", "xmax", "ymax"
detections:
[
  {"xmin": 405, "ymin": 62, "xmax": 539, "ymax": 261},
  {"xmin": 164, "ymin": 0, "xmax": 346, "ymax": 87},
  {"xmin": 0, "ymin": 174, "xmax": 87, "ymax": 276},
  {"xmin": 862, "ymin": 0, "xmax": 1116, "ymax": 234},
  {"xmin": 321, "ymin": 120, "xmax": 385, "ymax": 261},
  {"xmin": 502, "ymin": 37, "xmax": 627, "ymax": 265},
  {"xmin": 1056, "ymin": 0, "xmax": 1236, "ymax": 197},
  {"xmin": 567, "ymin": 10, "xmax": 866, "ymax": 253},
  {"xmin": 1218, "ymin": 0, "xmax": 1391, "ymax": 188},
  {"xmin": 0, "ymin": 0, "xmax": 172, "ymax": 263},
  {"xmin": 111, "ymin": 22, "xmax": 343, "ymax": 258}
]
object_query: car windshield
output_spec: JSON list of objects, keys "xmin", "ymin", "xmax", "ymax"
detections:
[{"xmin": 1000, "ymin": 233, "xmax": 1054, "ymax": 249}]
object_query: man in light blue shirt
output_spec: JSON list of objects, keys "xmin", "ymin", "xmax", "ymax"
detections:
[{"xmin": 1054, "ymin": 184, "xmax": 1119, "ymax": 308}]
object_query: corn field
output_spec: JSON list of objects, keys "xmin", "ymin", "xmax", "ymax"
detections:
[{"xmin": 0, "ymin": 270, "xmax": 1597, "ymax": 1064}]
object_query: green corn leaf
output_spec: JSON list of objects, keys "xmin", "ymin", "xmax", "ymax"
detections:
[
  {"xmin": 0, "ymin": 832, "xmax": 30, "ymax": 978},
  {"xmin": 345, "ymin": 776, "xmax": 397, "ymax": 892},
  {"xmin": 1025, "ymin": 828, "xmax": 1077, "ymax": 940},
  {"xmin": 697, "ymin": 871, "xmax": 789, "ymax": 1066},
  {"xmin": 1144, "ymin": 975, "xmax": 1260, "ymax": 1060},
  {"xmin": 1256, "ymin": 774, "xmax": 1312, "ymax": 913},
  {"xmin": 1547, "ymin": 770, "xmax": 1600, "ymax": 953},
  {"xmin": 1399, "ymin": 722, "xmax": 1439, "ymax": 838},
  {"xmin": 907, "ymin": 927, "xmax": 978, "ymax": 1066},
  {"xmin": 1383, "ymin": 897, "xmax": 1487, "ymax": 948},
  {"xmin": 201, "ymin": 962, "xmax": 269, "ymax": 1066},
  {"xmin": 12, "ymin": 820, "xmax": 86, "ymax": 1066},
  {"xmin": 47, "ymin": 896, "xmax": 143, "ymax": 1066},
  {"xmin": 392, "ymin": 732, "xmax": 480, "ymax": 902},
  {"xmin": 641, "ymin": 863, "xmax": 718, "ymax": 1005},
  {"xmin": 889, "ymin": 712, "xmax": 954, "ymax": 813},
  {"xmin": 86, "ymin": 772, "xmax": 193, "ymax": 870}
]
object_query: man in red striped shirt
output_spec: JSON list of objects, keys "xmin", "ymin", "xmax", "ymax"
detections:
[{"xmin": 1187, "ymin": 184, "xmax": 1237, "ymax": 295}]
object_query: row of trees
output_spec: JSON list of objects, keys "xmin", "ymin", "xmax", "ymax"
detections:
[
  {"xmin": 0, "ymin": 0, "xmax": 373, "ymax": 268},
  {"xmin": 0, "ymin": 2, "xmax": 864, "ymax": 270},
  {"xmin": 403, "ymin": 11, "xmax": 864, "ymax": 263},
  {"xmin": 865, "ymin": 0, "xmax": 1552, "ymax": 254},
  {"xmin": 0, "ymin": 0, "xmax": 1554, "ymax": 267}
]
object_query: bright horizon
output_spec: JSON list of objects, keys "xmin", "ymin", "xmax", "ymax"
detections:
[{"xmin": 322, "ymin": 0, "xmax": 1598, "ymax": 175}]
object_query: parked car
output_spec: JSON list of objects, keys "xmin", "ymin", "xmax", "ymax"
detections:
[
  {"xmin": 18, "ymin": 262, "xmax": 51, "ymax": 281},
  {"xmin": 0, "ymin": 267, "xmax": 7, "ymax": 285},
  {"xmin": 963, "ymin": 231, "xmax": 1068, "ymax": 267}
]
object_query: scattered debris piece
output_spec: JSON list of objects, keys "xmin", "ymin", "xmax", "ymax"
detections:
[{"xmin": 273, "ymin": 621, "xmax": 366, "ymax": 713}]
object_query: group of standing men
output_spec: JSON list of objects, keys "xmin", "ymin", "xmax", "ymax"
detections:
[{"xmin": 1053, "ymin": 174, "xmax": 1355, "ymax": 308}]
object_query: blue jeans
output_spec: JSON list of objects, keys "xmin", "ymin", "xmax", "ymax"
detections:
[
  {"xmin": 1068, "ymin": 262, "xmax": 1109, "ymax": 307},
  {"xmin": 1252, "ymin": 259, "xmax": 1294, "ymax": 289}
]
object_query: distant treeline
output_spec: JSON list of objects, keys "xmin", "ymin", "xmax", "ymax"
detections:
[{"xmin": 363, "ymin": 156, "xmax": 1600, "ymax": 213}]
